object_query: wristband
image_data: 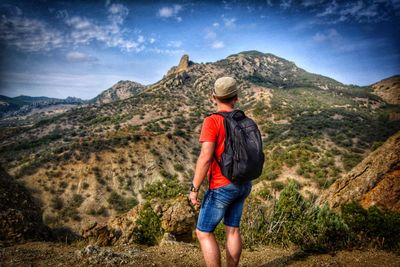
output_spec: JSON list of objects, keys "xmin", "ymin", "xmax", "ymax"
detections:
[{"xmin": 190, "ymin": 184, "xmax": 199, "ymax": 192}]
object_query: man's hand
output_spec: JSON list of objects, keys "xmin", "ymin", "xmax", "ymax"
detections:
[{"xmin": 189, "ymin": 191, "xmax": 200, "ymax": 208}]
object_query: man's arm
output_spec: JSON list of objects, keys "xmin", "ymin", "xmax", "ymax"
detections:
[{"xmin": 189, "ymin": 141, "xmax": 215, "ymax": 206}]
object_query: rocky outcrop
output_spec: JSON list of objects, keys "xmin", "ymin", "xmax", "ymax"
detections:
[
  {"xmin": 317, "ymin": 131, "xmax": 400, "ymax": 212},
  {"xmin": 166, "ymin": 54, "xmax": 192, "ymax": 77},
  {"xmin": 81, "ymin": 195, "xmax": 197, "ymax": 246},
  {"xmin": 92, "ymin": 80, "xmax": 145, "ymax": 105},
  {"xmin": 0, "ymin": 166, "xmax": 52, "ymax": 244},
  {"xmin": 372, "ymin": 75, "xmax": 400, "ymax": 105}
]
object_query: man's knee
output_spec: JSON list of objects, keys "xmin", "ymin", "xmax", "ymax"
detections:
[
  {"xmin": 196, "ymin": 229, "xmax": 214, "ymax": 241},
  {"xmin": 225, "ymin": 226, "xmax": 240, "ymax": 238}
]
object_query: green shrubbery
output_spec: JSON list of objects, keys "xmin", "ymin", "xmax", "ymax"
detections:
[
  {"xmin": 133, "ymin": 202, "xmax": 162, "ymax": 245},
  {"xmin": 140, "ymin": 177, "xmax": 185, "ymax": 200},
  {"xmin": 242, "ymin": 181, "xmax": 400, "ymax": 252},
  {"xmin": 107, "ymin": 191, "xmax": 138, "ymax": 214},
  {"xmin": 341, "ymin": 202, "xmax": 400, "ymax": 250}
]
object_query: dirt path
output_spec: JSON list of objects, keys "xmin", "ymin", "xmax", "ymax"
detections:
[{"xmin": 1, "ymin": 241, "xmax": 399, "ymax": 267}]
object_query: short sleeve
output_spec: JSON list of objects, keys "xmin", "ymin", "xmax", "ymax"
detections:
[{"xmin": 199, "ymin": 116, "xmax": 218, "ymax": 143}]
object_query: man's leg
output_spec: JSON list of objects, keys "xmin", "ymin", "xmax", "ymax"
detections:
[
  {"xmin": 196, "ymin": 229, "xmax": 221, "ymax": 267},
  {"xmin": 225, "ymin": 226, "xmax": 242, "ymax": 267}
]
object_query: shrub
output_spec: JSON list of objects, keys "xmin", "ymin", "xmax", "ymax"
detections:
[
  {"xmin": 271, "ymin": 181, "xmax": 285, "ymax": 191},
  {"xmin": 133, "ymin": 202, "xmax": 162, "ymax": 245},
  {"xmin": 341, "ymin": 202, "xmax": 400, "ymax": 250},
  {"xmin": 140, "ymin": 178, "xmax": 185, "ymax": 200},
  {"xmin": 51, "ymin": 196, "xmax": 64, "ymax": 210},
  {"xmin": 242, "ymin": 180, "xmax": 349, "ymax": 251},
  {"xmin": 257, "ymin": 187, "xmax": 272, "ymax": 200},
  {"xmin": 71, "ymin": 194, "xmax": 84, "ymax": 208},
  {"xmin": 107, "ymin": 191, "xmax": 138, "ymax": 214},
  {"xmin": 173, "ymin": 164, "xmax": 185, "ymax": 172}
]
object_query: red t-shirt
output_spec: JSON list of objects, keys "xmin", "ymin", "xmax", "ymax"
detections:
[{"xmin": 199, "ymin": 112, "xmax": 231, "ymax": 189}]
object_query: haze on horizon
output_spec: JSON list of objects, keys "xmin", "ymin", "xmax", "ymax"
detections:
[{"xmin": 0, "ymin": 0, "xmax": 399, "ymax": 100}]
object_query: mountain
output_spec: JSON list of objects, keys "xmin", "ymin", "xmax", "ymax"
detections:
[
  {"xmin": 371, "ymin": 75, "xmax": 400, "ymax": 105},
  {"xmin": 317, "ymin": 131, "xmax": 400, "ymax": 212},
  {"xmin": 90, "ymin": 80, "xmax": 145, "ymax": 105},
  {"xmin": 0, "ymin": 51, "xmax": 399, "ymax": 233},
  {"xmin": 0, "ymin": 95, "xmax": 27, "ymax": 113},
  {"xmin": 0, "ymin": 95, "xmax": 85, "ymax": 116}
]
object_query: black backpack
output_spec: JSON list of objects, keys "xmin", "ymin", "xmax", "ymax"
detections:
[{"xmin": 211, "ymin": 110, "xmax": 264, "ymax": 183}]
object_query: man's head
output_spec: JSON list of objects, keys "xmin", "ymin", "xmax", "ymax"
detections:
[{"xmin": 213, "ymin": 76, "xmax": 238, "ymax": 104}]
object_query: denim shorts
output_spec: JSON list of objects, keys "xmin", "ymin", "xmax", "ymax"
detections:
[{"xmin": 196, "ymin": 182, "xmax": 252, "ymax": 233}]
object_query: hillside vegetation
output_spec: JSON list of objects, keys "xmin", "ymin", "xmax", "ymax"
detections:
[{"xmin": 0, "ymin": 51, "xmax": 399, "ymax": 235}]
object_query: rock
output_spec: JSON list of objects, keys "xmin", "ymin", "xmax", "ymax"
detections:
[
  {"xmin": 176, "ymin": 54, "xmax": 190, "ymax": 73},
  {"xmin": 159, "ymin": 232, "xmax": 179, "ymax": 246},
  {"xmin": 160, "ymin": 195, "xmax": 197, "ymax": 237},
  {"xmin": 81, "ymin": 204, "xmax": 143, "ymax": 246},
  {"xmin": 372, "ymin": 75, "xmax": 400, "ymax": 105},
  {"xmin": 75, "ymin": 244, "xmax": 143, "ymax": 266},
  {"xmin": 81, "ymin": 195, "xmax": 197, "ymax": 246},
  {"xmin": 317, "ymin": 131, "xmax": 400, "ymax": 212},
  {"xmin": 166, "ymin": 54, "xmax": 191, "ymax": 76}
]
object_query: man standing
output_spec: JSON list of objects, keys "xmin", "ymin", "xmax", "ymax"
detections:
[{"xmin": 189, "ymin": 77, "xmax": 252, "ymax": 267}]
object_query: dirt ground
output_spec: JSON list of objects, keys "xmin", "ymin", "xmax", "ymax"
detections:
[{"xmin": 0, "ymin": 241, "xmax": 399, "ymax": 267}]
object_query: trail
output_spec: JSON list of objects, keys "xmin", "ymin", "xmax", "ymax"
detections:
[{"xmin": 1, "ymin": 241, "xmax": 399, "ymax": 267}]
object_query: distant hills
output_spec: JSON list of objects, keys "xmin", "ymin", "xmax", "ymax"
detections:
[
  {"xmin": 0, "ymin": 95, "xmax": 85, "ymax": 115},
  {"xmin": 0, "ymin": 81, "xmax": 146, "ymax": 116},
  {"xmin": 0, "ymin": 51, "xmax": 399, "ymax": 233}
]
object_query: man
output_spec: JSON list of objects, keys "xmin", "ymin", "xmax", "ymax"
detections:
[{"xmin": 189, "ymin": 77, "xmax": 252, "ymax": 267}]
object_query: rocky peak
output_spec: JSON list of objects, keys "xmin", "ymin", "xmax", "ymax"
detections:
[
  {"xmin": 166, "ymin": 54, "xmax": 192, "ymax": 76},
  {"xmin": 176, "ymin": 54, "xmax": 190, "ymax": 73}
]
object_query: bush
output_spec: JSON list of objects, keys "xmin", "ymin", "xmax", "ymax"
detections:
[
  {"xmin": 242, "ymin": 180, "xmax": 349, "ymax": 251},
  {"xmin": 271, "ymin": 181, "xmax": 285, "ymax": 191},
  {"xmin": 342, "ymin": 202, "xmax": 400, "ymax": 250},
  {"xmin": 107, "ymin": 191, "xmax": 138, "ymax": 214},
  {"xmin": 134, "ymin": 202, "xmax": 162, "ymax": 245},
  {"xmin": 140, "ymin": 178, "xmax": 185, "ymax": 200},
  {"xmin": 173, "ymin": 164, "xmax": 185, "ymax": 172},
  {"xmin": 51, "ymin": 196, "xmax": 64, "ymax": 210}
]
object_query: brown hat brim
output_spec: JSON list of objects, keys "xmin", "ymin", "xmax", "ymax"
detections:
[{"xmin": 213, "ymin": 90, "xmax": 238, "ymax": 99}]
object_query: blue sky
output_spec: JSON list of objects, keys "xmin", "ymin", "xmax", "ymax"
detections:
[{"xmin": 0, "ymin": 0, "xmax": 399, "ymax": 99}]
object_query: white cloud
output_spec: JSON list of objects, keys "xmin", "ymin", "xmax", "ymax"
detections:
[
  {"xmin": 65, "ymin": 3, "xmax": 142, "ymax": 52},
  {"xmin": 280, "ymin": 0, "xmax": 293, "ymax": 9},
  {"xmin": 167, "ymin": 40, "xmax": 182, "ymax": 48},
  {"xmin": 137, "ymin": 35, "xmax": 145, "ymax": 43},
  {"xmin": 213, "ymin": 22, "xmax": 220, "ymax": 27},
  {"xmin": 0, "ymin": 3, "xmax": 148, "ymax": 53},
  {"xmin": 107, "ymin": 3, "xmax": 129, "ymax": 25},
  {"xmin": 223, "ymin": 17, "xmax": 236, "ymax": 28},
  {"xmin": 212, "ymin": 41, "xmax": 224, "ymax": 49},
  {"xmin": 0, "ymin": 15, "xmax": 64, "ymax": 52},
  {"xmin": 311, "ymin": 28, "xmax": 381, "ymax": 52},
  {"xmin": 149, "ymin": 38, "xmax": 156, "ymax": 44},
  {"xmin": 205, "ymin": 29, "xmax": 217, "ymax": 39},
  {"xmin": 313, "ymin": 28, "xmax": 341, "ymax": 42},
  {"xmin": 148, "ymin": 47, "xmax": 185, "ymax": 55},
  {"xmin": 316, "ymin": 0, "xmax": 396, "ymax": 23},
  {"xmin": 157, "ymin": 5, "xmax": 183, "ymax": 21},
  {"xmin": 66, "ymin": 51, "xmax": 98, "ymax": 62}
]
